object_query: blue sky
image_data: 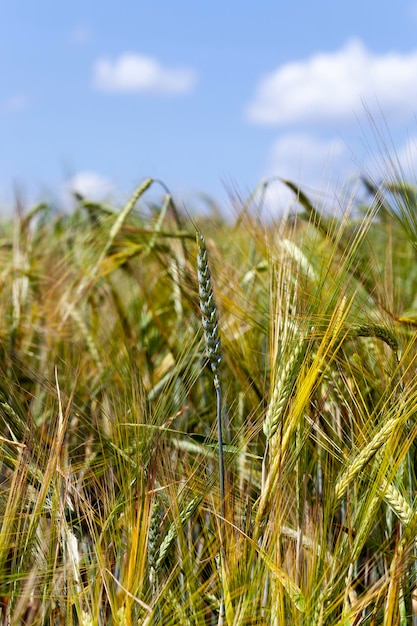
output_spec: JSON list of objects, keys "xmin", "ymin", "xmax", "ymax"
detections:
[{"xmin": 2, "ymin": 1, "xmax": 417, "ymax": 214}]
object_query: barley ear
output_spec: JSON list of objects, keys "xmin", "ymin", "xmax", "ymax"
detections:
[
  {"xmin": 350, "ymin": 323, "xmax": 399, "ymax": 354},
  {"xmin": 263, "ymin": 339, "xmax": 305, "ymax": 440},
  {"xmin": 381, "ymin": 480, "xmax": 414, "ymax": 527}
]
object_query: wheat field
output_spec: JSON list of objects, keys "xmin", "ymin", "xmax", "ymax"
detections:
[{"xmin": 0, "ymin": 175, "xmax": 416, "ymax": 624}]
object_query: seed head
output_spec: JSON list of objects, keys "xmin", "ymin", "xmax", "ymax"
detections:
[{"xmin": 196, "ymin": 232, "xmax": 222, "ymax": 375}]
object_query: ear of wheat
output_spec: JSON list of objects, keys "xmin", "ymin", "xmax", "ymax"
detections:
[{"xmin": 196, "ymin": 232, "xmax": 222, "ymax": 377}]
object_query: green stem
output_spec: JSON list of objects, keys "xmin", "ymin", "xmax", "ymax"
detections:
[
  {"xmin": 214, "ymin": 373, "xmax": 226, "ymax": 625},
  {"xmin": 214, "ymin": 373, "xmax": 225, "ymax": 521}
]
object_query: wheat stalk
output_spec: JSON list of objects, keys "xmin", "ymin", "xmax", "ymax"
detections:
[{"xmin": 196, "ymin": 231, "xmax": 226, "ymax": 625}]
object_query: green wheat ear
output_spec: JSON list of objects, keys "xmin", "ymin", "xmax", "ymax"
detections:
[{"xmin": 196, "ymin": 232, "xmax": 222, "ymax": 376}]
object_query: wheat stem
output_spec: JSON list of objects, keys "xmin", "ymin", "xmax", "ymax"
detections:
[{"xmin": 196, "ymin": 231, "xmax": 225, "ymax": 624}]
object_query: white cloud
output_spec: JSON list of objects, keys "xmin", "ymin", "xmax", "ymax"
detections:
[
  {"xmin": 66, "ymin": 171, "xmax": 114, "ymax": 200},
  {"xmin": 267, "ymin": 133, "xmax": 350, "ymax": 183},
  {"xmin": 246, "ymin": 40, "xmax": 417, "ymax": 126},
  {"xmin": 93, "ymin": 53, "xmax": 197, "ymax": 95},
  {"xmin": 257, "ymin": 133, "xmax": 359, "ymax": 216}
]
